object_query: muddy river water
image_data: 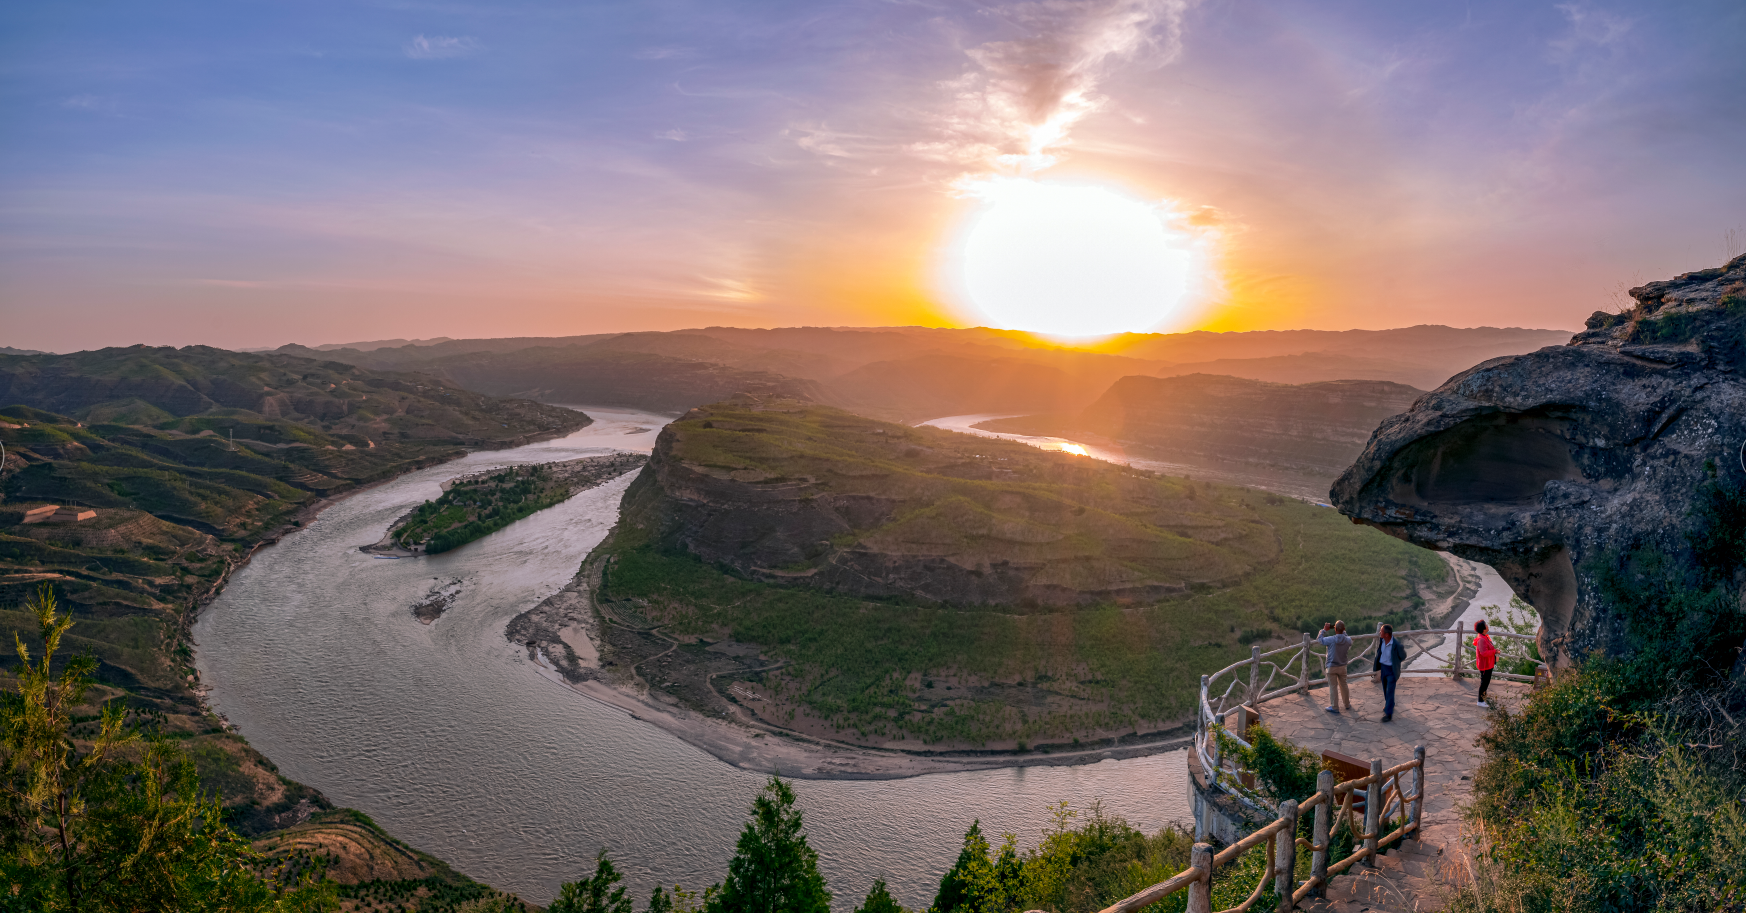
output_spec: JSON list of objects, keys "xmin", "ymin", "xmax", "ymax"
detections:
[{"xmin": 193, "ymin": 407, "xmax": 1195, "ymax": 908}]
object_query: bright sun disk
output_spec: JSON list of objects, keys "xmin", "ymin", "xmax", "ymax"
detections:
[{"xmin": 956, "ymin": 179, "xmax": 1197, "ymax": 337}]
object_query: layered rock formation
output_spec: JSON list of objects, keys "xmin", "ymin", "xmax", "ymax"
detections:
[{"xmin": 1333, "ymin": 255, "xmax": 1746, "ymax": 665}]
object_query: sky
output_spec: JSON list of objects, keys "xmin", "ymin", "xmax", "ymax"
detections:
[{"xmin": 3, "ymin": 0, "xmax": 1743, "ymax": 352}]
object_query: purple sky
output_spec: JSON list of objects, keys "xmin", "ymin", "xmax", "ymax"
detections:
[{"xmin": 3, "ymin": 0, "xmax": 1742, "ymax": 352}]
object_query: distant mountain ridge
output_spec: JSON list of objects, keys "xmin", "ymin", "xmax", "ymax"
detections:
[
  {"xmin": 0, "ymin": 345, "xmax": 584, "ymax": 447},
  {"xmin": 273, "ymin": 324, "xmax": 1567, "ymax": 420}
]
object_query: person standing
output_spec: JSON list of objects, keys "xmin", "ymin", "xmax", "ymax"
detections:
[
  {"xmin": 1473, "ymin": 619, "xmax": 1497, "ymax": 708},
  {"xmin": 1376, "ymin": 624, "xmax": 1407, "ymax": 722},
  {"xmin": 1319, "ymin": 621, "xmax": 1353, "ymax": 713}
]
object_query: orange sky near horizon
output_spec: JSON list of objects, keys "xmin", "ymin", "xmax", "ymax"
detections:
[{"xmin": 4, "ymin": 1, "xmax": 1741, "ymax": 352}]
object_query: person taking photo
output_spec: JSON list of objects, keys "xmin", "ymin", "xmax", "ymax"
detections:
[{"xmin": 1319, "ymin": 620, "xmax": 1353, "ymax": 713}]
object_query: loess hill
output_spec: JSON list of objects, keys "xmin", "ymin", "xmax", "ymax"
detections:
[
  {"xmin": 622, "ymin": 399, "xmax": 1281, "ymax": 606},
  {"xmin": 579, "ymin": 398, "xmax": 1457, "ymax": 751},
  {"xmin": 0, "ymin": 345, "xmax": 584, "ymax": 906}
]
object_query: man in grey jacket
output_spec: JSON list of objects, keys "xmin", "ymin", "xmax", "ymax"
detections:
[{"xmin": 1319, "ymin": 621, "xmax": 1353, "ymax": 713}]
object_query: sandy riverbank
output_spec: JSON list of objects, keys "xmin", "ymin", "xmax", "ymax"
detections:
[{"xmin": 506, "ymin": 553, "xmax": 1193, "ymax": 781}]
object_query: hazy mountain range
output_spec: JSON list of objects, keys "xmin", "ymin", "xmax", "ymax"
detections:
[{"xmin": 273, "ymin": 324, "xmax": 1569, "ymax": 421}]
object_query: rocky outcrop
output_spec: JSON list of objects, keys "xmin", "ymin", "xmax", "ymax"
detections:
[{"xmin": 1332, "ymin": 255, "xmax": 1746, "ymax": 665}]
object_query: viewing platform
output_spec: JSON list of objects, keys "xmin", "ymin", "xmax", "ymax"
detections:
[
  {"xmin": 1260, "ymin": 675, "xmax": 1528, "ymax": 912},
  {"xmin": 1100, "ymin": 624, "xmax": 1542, "ymax": 913}
]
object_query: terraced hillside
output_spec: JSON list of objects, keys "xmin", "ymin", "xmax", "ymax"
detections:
[
  {"xmin": 0, "ymin": 347, "xmax": 583, "ymax": 907},
  {"xmin": 576, "ymin": 398, "xmax": 1455, "ymax": 751}
]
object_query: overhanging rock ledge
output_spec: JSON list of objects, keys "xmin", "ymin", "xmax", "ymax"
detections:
[{"xmin": 1331, "ymin": 254, "xmax": 1746, "ymax": 666}]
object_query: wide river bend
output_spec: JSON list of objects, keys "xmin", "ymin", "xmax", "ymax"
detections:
[{"xmin": 194, "ymin": 407, "xmax": 1193, "ymax": 909}]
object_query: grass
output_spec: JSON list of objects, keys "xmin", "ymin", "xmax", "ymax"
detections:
[
  {"xmin": 603, "ymin": 487, "xmax": 1447, "ymax": 746},
  {"xmin": 654, "ymin": 403, "xmax": 1282, "ymax": 598}
]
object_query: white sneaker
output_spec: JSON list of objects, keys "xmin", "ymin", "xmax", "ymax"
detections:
[{"xmin": 1476, "ymin": 700, "xmax": 1489, "ymax": 708}]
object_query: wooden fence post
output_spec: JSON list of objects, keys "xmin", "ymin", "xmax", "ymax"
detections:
[
  {"xmin": 1298, "ymin": 632, "xmax": 1311, "ymax": 693},
  {"xmin": 1249, "ymin": 644, "xmax": 1261, "ymax": 701},
  {"xmin": 1275, "ymin": 799, "xmax": 1298, "ymax": 911},
  {"xmin": 1410, "ymin": 745, "xmax": 1426, "ymax": 841},
  {"xmin": 1362, "ymin": 758, "xmax": 1382, "ymax": 867},
  {"xmin": 1454, "ymin": 621, "xmax": 1466, "ymax": 680},
  {"xmin": 1310, "ymin": 769, "xmax": 1333, "ymax": 895},
  {"xmin": 1186, "ymin": 843, "xmax": 1213, "ymax": 913}
]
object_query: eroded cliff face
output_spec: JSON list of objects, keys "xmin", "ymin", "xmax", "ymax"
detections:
[{"xmin": 1332, "ymin": 255, "xmax": 1746, "ymax": 665}]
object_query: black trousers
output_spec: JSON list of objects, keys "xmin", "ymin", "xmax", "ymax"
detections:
[{"xmin": 1479, "ymin": 667, "xmax": 1493, "ymax": 701}]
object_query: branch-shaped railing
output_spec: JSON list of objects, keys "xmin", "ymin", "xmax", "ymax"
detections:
[
  {"xmin": 1196, "ymin": 623, "xmax": 1540, "ymax": 806},
  {"xmin": 1098, "ymin": 746, "xmax": 1428, "ymax": 913}
]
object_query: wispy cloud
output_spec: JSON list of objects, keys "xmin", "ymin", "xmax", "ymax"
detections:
[
  {"xmin": 793, "ymin": 125, "xmax": 858, "ymax": 158},
  {"xmin": 194, "ymin": 278, "xmax": 272, "ymax": 288},
  {"xmin": 1551, "ymin": 3, "xmax": 1633, "ymax": 57},
  {"xmin": 698, "ymin": 276, "xmax": 758, "ymax": 301},
  {"xmin": 633, "ymin": 46, "xmax": 694, "ymax": 61},
  {"xmin": 404, "ymin": 35, "xmax": 480, "ymax": 60},
  {"xmin": 61, "ymin": 94, "xmax": 116, "ymax": 113},
  {"xmin": 919, "ymin": 0, "xmax": 1196, "ymax": 173}
]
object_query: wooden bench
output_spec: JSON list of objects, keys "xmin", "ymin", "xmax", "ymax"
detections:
[{"xmin": 1322, "ymin": 748, "xmax": 1371, "ymax": 814}]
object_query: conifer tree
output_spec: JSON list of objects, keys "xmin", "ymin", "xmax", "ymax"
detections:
[
  {"xmin": 853, "ymin": 878, "xmax": 906, "ymax": 913},
  {"xmin": 929, "ymin": 821, "xmax": 1006, "ymax": 913},
  {"xmin": 646, "ymin": 885, "xmax": 674, "ymax": 913},
  {"xmin": 549, "ymin": 850, "xmax": 633, "ymax": 913},
  {"xmin": 707, "ymin": 777, "xmax": 830, "ymax": 913}
]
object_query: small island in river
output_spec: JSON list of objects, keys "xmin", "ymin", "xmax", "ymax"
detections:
[{"xmin": 363, "ymin": 452, "xmax": 647, "ymax": 556}]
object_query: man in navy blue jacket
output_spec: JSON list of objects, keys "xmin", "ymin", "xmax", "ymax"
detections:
[{"xmin": 1376, "ymin": 624, "xmax": 1408, "ymax": 722}]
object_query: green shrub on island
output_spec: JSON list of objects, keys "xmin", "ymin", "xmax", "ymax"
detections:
[{"xmin": 396, "ymin": 466, "xmax": 570, "ymax": 553}]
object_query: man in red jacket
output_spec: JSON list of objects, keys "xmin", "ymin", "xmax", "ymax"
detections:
[{"xmin": 1473, "ymin": 619, "xmax": 1498, "ymax": 708}]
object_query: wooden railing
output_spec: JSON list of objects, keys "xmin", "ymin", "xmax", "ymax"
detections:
[
  {"xmin": 1098, "ymin": 746, "xmax": 1427, "ymax": 913},
  {"xmin": 1196, "ymin": 622, "xmax": 1538, "ymax": 811}
]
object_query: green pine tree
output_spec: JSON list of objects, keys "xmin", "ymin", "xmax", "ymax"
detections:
[
  {"xmin": 929, "ymin": 821, "xmax": 1007, "ymax": 913},
  {"xmin": 853, "ymin": 878, "xmax": 906, "ymax": 913},
  {"xmin": 707, "ymin": 777, "xmax": 830, "ymax": 913},
  {"xmin": 550, "ymin": 850, "xmax": 634, "ymax": 913},
  {"xmin": 646, "ymin": 885, "xmax": 675, "ymax": 913}
]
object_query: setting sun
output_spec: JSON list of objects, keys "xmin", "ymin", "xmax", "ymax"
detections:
[{"xmin": 954, "ymin": 179, "xmax": 1202, "ymax": 337}]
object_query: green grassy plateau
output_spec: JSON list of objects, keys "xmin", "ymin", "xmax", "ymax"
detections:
[{"xmin": 596, "ymin": 400, "xmax": 1450, "ymax": 750}]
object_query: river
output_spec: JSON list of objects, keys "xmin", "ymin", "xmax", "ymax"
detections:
[{"xmin": 193, "ymin": 407, "xmax": 1192, "ymax": 909}]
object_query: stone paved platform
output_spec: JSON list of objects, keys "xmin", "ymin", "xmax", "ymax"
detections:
[{"xmin": 1261, "ymin": 673, "xmax": 1527, "ymax": 912}]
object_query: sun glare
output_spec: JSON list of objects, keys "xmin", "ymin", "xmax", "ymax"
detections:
[{"xmin": 954, "ymin": 179, "xmax": 1201, "ymax": 338}]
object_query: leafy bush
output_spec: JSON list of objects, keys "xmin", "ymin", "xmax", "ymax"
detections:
[
  {"xmin": 1451, "ymin": 478, "xmax": 1746, "ymax": 911},
  {"xmin": 929, "ymin": 804, "xmax": 1196, "ymax": 913},
  {"xmin": 0, "ymin": 586, "xmax": 332, "ymax": 912}
]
